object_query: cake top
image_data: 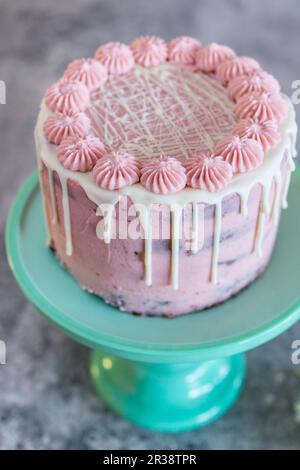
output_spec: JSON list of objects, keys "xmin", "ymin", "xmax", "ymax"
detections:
[{"xmin": 42, "ymin": 36, "xmax": 288, "ymax": 194}]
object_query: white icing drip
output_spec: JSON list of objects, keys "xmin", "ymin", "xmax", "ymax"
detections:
[
  {"xmin": 287, "ymin": 149, "xmax": 296, "ymax": 172},
  {"xmin": 35, "ymin": 128, "xmax": 50, "ymax": 246},
  {"xmin": 211, "ymin": 202, "xmax": 222, "ymax": 284},
  {"xmin": 271, "ymin": 171, "xmax": 282, "ymax": 225},
  {"xmin": 35, "ymin": 94, "xmax": 297, "ymax": 290},
  {"xmin": 240, "ymin": 191, "xmax": 250, "ymax": 217},
  {"xmin": 96, "ymin": 205, "xmax": 115, "ymax": 244},
  {"xmin": 281, "ymin": 150, "xmax": 296, "ymax": 209},
  {"xmin": 171, "ymin": 205, "xmax": 184, "ymax": 290},
  {"xmin": 60, "ymin": 177, "xmax": 72, "ymax": 256},
  {"xmin": 255, "ymin": 211, "xmax": 266, "ymax": 258},
  {"xmin": 126, "ymin": 203, "xmax": 153, "ymax": 286},
  {"xmin": 262, "ymin": 180, "xmax": 271, "ymax": 214},
  {"xmin": 289, "ymin": 131, "xmax": 298, "ymax": 158},
  {"xmin": 85, "ymin": 188, "xmax": 120, "ymax": 246},
  {"xmin": 254, "ymin": 183, "xmax": 271, "ymax": 258},
  {"xmin": 191, "ymin": 202, "xmax": 199, "ymax": 253},
  {"xmin": 143, "ymin": 206, "xmax": 153, "ymax": 286},
  {"xmin": 48, "ymin": 168, "xmax": 57, "ymax": 224},
  {"xmin": 282, "ymin": 172, "xmax": 292, "ymax": 209}
]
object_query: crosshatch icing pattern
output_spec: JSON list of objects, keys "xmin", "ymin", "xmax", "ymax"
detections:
[{"xmin": 88, "ymin": 65, "xmax": 236, "ymax": 159}]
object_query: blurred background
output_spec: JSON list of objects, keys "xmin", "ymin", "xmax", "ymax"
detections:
[{"xmin": 1, "ymin": 0, "xmax": 300, "ymax": 449}]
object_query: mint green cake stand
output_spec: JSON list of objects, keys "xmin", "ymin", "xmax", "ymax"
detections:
[{"xmin": 6, "ymin": 170, "xmax": 300, "ymax": 432}]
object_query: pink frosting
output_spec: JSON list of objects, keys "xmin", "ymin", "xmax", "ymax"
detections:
[
  {"xmin": 43, "ymin": 111, "xmax": 91, "ymax": 145},
  {"xmin": 95, "ymin": 42, "xmax": 134, "ymax": 75},
  {"xmin": 185, "ymin": 154, "xmax": 233, "ymax": 192},
  {"xmin": 57, "ymin": 134, "xmax": 106, "ymax": 172},
  {"xmin": 215, "ymin": 135, "xmax": 264, "ymax": 173},
  {"xmin": 63, "ymin": 58, "xmax": 108, "ymax": 90},
  {"xmin": 216, "ymin": 56, "xmax": 261, "ymax": 83},
  {"xmin": 228, "ymin": 71, "xmax": 280, "ymax": 101},
  {"xmin": 130, "ymin": 36, "xmax": 167, "ymax": 67},
  {"xmin": 168, "ymin": 36, "xmax": 202, "ymax": 65},
  {"xmin": 140, "ymin": 156, "xmax": 186, "ymax": 194},
  {"xmin": 235, "ymin": 91, "xmax": 288, "ymax": 123},
  {"xmin": 44, "ymin": 79, "xmax": 90, "ymax": 113},
  {"xmin": 93, "ymin": 152, "xmax": 140, "ymax": 190},
  {"xmin": 196, "ymin": 43, "xmax": 236, "ymax": 72},
  {"xmin": 233, "ymin": 118, "xmax": 280, "ymax": 152}
]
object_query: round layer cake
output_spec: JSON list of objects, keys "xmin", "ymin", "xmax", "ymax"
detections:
[{"xmin": 35, "ymin": 37, "xmax": 297, "ymax": 317}]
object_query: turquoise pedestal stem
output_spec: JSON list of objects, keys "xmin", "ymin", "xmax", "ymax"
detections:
[
  {"xmin": 90, "ymin": 352, "xmax": 245, "ymax": 431},
  {"xmin": 5, "ymin": 171, "xmax": 300, "ymax": 432}
]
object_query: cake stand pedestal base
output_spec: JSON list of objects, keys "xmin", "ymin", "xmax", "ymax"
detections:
[
  {"xmin": 6, "ymin": 171, "xmax": 300, "ymax": 432},
  {"xmin": 90, "ymin": 351, "xmax": 245, "ymax": 431}
]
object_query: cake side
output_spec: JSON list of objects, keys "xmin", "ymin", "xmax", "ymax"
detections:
[{"xmin": 39, "ymin": 157, "xmax": 289, "ymax": 316}]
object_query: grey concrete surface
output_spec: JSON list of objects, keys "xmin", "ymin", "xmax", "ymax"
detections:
[{"xmin": 0, "ymin": 0, "xmax": 300, "ymax": 450}]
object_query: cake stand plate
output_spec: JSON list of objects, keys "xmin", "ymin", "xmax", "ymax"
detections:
[{"xmin": 6, "ymin": 170, "xmax": 300, "ymax": 432}]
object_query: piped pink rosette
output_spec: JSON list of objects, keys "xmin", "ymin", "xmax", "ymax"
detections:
[
  {"xmin": 93, "ymin": 152, "xmax": 140, "ymax": 190},
  {"xmin": 63, "ymin": 58, "xmax": 108, "ymax": 90},
  {"xmin": 215, "ymin": 135, "xmax": 264, "ymax": 173},
  {"xmin": 196, "ymin": 43, "xmax": 236, "ymax": 73},
  {"xmin": 95, "ymin": 42, "xmax": 134, "ymax": 75},
  {"xmin": 168, "ymin": 36, "xmax": 202, "ymax": 65},
  {"xmin": 235, "ymin": 91, "xmax": 289, "ymax": 123},
  {"xmin": 216, "ymin": 56, "xmax": 261, "ymax": 83},
  {"xmin": 233, "ymin": 118, "xmax": 280, "ymax": 152},
  {"xmin": 43, "ymin": 111, "xmax": 91, "ymax": 145},
  {"xmin": 130, "ymin": 36, "xmax": 167, "ymax": 67},
  {"xmin": 140, "ymin": 156, "xmax": 187, "ymax": 194},
  {"xmin": 57, "ymin": 134, "xmax": 106, "ymax": 172},
  {"xmin": 184, "ymin": 153, "xmax": 233, "ymax": 192},
  {"xmin": 228, "ymin": 71, "xmax": 280, "ymax": 101},
  {"xmin": 44, "ymin": 79, "xmax": 90, "ymax": 113}
]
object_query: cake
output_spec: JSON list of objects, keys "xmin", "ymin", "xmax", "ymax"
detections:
[{"xmin": 35, "ymin": 37, "xmax": 297, "ymax": 317}]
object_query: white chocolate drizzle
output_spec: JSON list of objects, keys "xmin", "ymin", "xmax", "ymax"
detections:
[
  {"xmin": 35, "ymin": 85, "xmax": 297, "ymax": 290},
  {"xmin": 96, "ymin": 204, "xmax": 115, "ymax": 244},
  {"xmin": 48, "ymin": 168, "xmax": 57, "ymax": 224},
  {"xmin": 191, "ymin": 202, "xmax": 199, "ymax": 254},
  {"xmin": 254, "ymin": 180, "xmax": 272, "ymax": 258},
  {"xmin": 143, "ymin": 206, "xmax": 153, "ymax": 287},
  {"xmin": 211, "ymin": 202, "xmax": 222, "ymax": 284},
  {"xmin": 60, "ymin": 177, "xmax": 72, "ymax": 257},
  {"xmin": 88, "ymin": 64, "xmax": 236, "ymax": 159},
  {"xmin": 35, "ymin": 127, "xmax": 50, "ymax": 246},
  {"xmin": 240, "ymin": 192, "xmax": 249, "ymax": 217},
  {"xmin": 255, "ymin": 209, "xmax": 266, "ymax": 258},
  {"xmin": 282, "ymin": 172, "xmax": 291, "ymax": 210},
  {"xmin": 171, "ymin": 204, "xmax": 184, "ymax": 290},
  {"xmin": 271, "ymin": 171, "xmax": 282, "ymax": 225}
]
